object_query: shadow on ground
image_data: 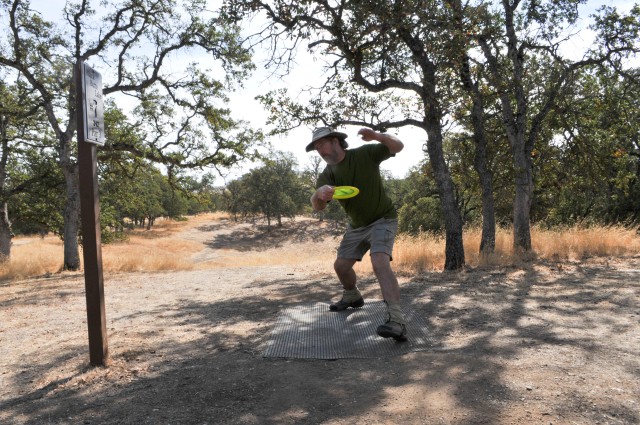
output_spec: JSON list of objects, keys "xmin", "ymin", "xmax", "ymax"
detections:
[{"xmin": 202, "ymin": 218, "xmax": 344, "ymax": 252}]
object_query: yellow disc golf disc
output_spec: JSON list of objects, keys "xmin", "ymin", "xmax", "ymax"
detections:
[{"xmin": 333, "ymin": 186, "xmax": 360, "ymax": 200}]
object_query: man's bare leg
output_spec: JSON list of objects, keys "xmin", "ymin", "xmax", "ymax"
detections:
[
  {"xmin": 334, "ymin": 257, "xmax": 358, "ymax": 290},
  {"xmin": 370, "ymin": 252, "xmax": 400, "ymax": 302},
  {"xmin": 330, "ymin": 258, "xmax": 362, "ymax": 311},
  {"xmin": 371, "ymin": 252, "xmax": 407, "ymax": 340}
]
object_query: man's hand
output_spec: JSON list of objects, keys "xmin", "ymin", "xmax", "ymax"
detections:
[
  {"xmin": 316, "ymin": 185, "xmax": 335, "ymax": 201},
  {"xmin": 357, "ymin": 128, "xmax": 377, "ymax": 142},
  {"xmin": 311, "ymin": 185, "xmax": 335, "ymax": 211},
  {"xmin": 357, "ymin": 128, "xmax": 404, "ymax": 154}
]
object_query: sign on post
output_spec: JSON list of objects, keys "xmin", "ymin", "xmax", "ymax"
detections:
[
  {"xmin": 81, "ymin": 64, "xmax": 105, "ymax": 146},
  {"xmin": 75, "ymin": 60, "xmax": 108, "ymax": 366}
]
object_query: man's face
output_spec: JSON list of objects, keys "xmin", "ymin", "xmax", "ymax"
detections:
[{"xmin": 314, "ymin": 137, "xmax": 343, "ymax": 165}]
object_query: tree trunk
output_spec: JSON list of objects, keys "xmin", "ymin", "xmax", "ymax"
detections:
[
  {"xmin": 460, "ymin": 56, "xmax": 496, "ymax": 254},
  {"xmin": 476, "ymin": 154, "xmax": 496, "ymax": 255},
  {"xmin": 62, "ymin": 161, "xmax": 81, "ymax": 270},
  {"xmin": 449, "ymin": 0, "xmax": 496, "ymax": 255},
  {"xmin": 476, "ymin": 2, "xmax": 535, "ymax": 254},
  {"xmin": 504, "ymin": 1, "xmax": 533, "ymax": 253},
  {"xmin": 413, "ymin": 51, "xmax": 466, "ymax": 270},
  {"xmin": 0, "ymin": 201, "xmax": 12, "ymax": 260},
  {"xmin": 424, "ymin": 118, "xmax": 465, "ymax": 271},
  {"xmin": 0, "ymin": 118, "xmax": 11, "ymax": 260},
  {"xmin": 471, "ymin": 112, "xmax": 497, "ymax": 254},
  {"xmin": 512, "ymin": 148, "xmax": 533, "ymax": 252}
]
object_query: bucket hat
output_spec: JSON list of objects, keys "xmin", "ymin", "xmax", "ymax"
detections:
[{"xmin": 306, "ymin": 127, "xmax": 348, "ymax": 152}]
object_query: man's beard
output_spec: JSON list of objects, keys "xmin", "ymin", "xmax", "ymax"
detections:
[{"xmin": 321, "ymin": 152, "xmax": 340, "ymax": 165}]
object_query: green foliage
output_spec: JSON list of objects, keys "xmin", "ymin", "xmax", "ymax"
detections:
[
  {"xmin": 8, "ymin": 163, "xmax": 65, "ymax": 236},
  {"xmin": 86, "ymin": 102, "xmax": 240, "ymax": 240},
  {"xmin": 178, "ymin": 174, "xmax": 221, "ymax": 215},
  {"xmin": 381, "ymin": 169, "xmax": 410, "ymax": 213},
  {"xmin": 534, "ymin": 67, "xmax": 640, "ymax": 226},
  {"xmin": 1, "ymin": 76, "xmax": 62, "ymax": 237},
  {"xmin": 395, "ymin": 166, "xmax": 445, "ymax": 234},
  {"xmin": 223, "ymin": 152, "xmax": 307, "ymax": 229},
  {"xmin": 398, "ymin": 197, "xmax": 444, "ymax": 234},
  {"xmin": 98, "ymin": 203, "xmax": 128, "ymax": 243}
]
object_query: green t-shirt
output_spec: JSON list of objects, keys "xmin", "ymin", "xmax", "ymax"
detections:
[{"xmin": 316, "ymin": 144, "xmax": 397, "ymax": 228}]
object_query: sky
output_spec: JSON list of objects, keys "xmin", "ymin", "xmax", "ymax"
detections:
[{"xmin": 15, "ymin": 0, "xmax": 639, "ymax": 184}]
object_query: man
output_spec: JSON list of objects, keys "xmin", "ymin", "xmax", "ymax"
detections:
[{"xmin": 308, "ymin": 126, "xmax": 407, "ymax": 341}]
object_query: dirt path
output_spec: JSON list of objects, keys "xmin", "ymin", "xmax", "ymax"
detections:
[{"xmin": 1, "ymin": 218, "xmax": 639, "ymax": 424}]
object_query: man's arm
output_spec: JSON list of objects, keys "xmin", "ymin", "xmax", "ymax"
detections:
[
  {"xmin": 358, "ymin": 128, "xmax": 404, "ymax": 154},
  {"xmin": 311, "ymin": 185, "xmax": 335, "ymax": 211}
]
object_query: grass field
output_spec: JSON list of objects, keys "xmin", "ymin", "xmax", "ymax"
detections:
[
  {"xmin": 2, "ymin": 213, "xmax": 639, "ymax": 281},
  {"xmin": 393, "ymin": 225, "xmax": 640, "ymax": 273}
]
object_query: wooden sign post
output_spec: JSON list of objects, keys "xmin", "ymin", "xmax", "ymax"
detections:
[{"xmin": 75, "ymin": 60, "xmax": 108, "ymax": 366}]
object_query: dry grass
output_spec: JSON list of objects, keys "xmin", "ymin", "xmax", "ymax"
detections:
[
  {"xmin": 390, "ymin": 225, "xmax": 640, "ymax": 274},
  {"xmin": 0, "ymin": 236, "xmax": 65, "ymax": 281},
  {"xmin": 0, "ymin": 213, "xmax": 227, "ymax": 281},
  {"xmin": 1, "ymin": 215, "xmax": 639, "ymax": 282},
  {"xmin": 530, "ymin": 225, "xmax": 640, "ymax": 259},
  {"xmin": 101, "ymin": 213, "xmax": 230, "ymax": 272},
  {"xmin": 127, "ymin": 212, "xmax": 229, "ymax": 238},
  {"xmin": 101, "ymin": 238, "xmax": 200, "ymax": 272},
  {"xmin": 102, "ymin": 213, "xmax": 232, "ymax": 272}
]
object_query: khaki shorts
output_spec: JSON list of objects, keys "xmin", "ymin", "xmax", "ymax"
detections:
[{"xmin": 337, "ymin": 218, "xmax": 398, "ymax": 261}]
